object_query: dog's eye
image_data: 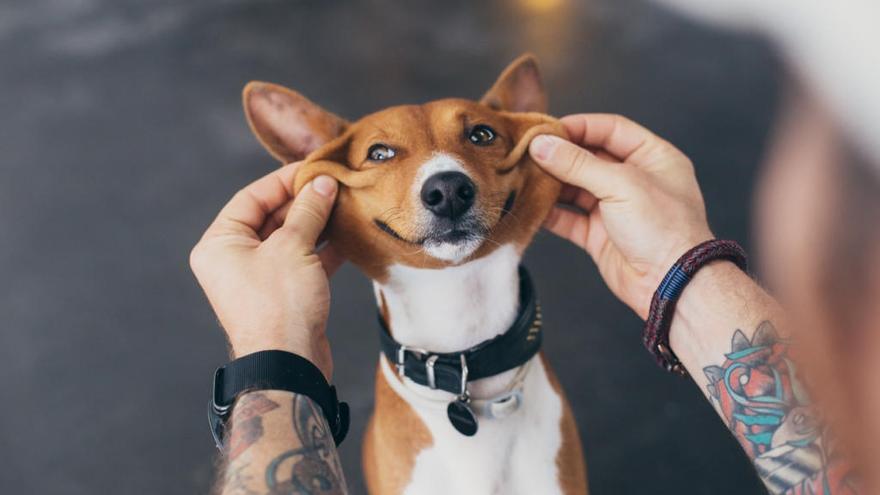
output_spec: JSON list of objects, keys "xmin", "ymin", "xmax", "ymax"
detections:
[
  {"xmin": 468, "ymin": 124, "xmax": 496, "ymax": 146},
  {"xmin": 367, "ymin": 144, "xmax": 396, "ymax": 162}
]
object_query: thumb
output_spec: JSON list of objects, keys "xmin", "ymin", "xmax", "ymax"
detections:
[
  {"xmin": 281, "ymin": 175, "xmax": 338, "ymax": 249},
  {"xmin": 529, "ymin": 134, "xmax": 629, "ymax": 200}
]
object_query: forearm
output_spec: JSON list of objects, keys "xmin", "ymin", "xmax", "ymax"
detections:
[
  {"xmin": 669, "ymin": 262, "xmax": 858, "ymax": 494},
  {"xmin": 217, "ymin": 390, "xmax": 348, "ymax": 495},
  {"xmin": 670, "ymin": 261, "xmax": 783, "ymax": 374}
]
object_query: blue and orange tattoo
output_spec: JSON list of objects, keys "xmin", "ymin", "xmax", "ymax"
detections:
[{"xmin": 703, "ymin": 321, "xmax": 858, "ymax": 495}]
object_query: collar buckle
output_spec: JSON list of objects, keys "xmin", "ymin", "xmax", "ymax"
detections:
[
  {"xmin": 458, "ymin": 354, "xmax": 470, "ymax": 400},
  {"xmin": 399, "ymin": 347, "xmax": 443, "ymax": 390},
  {"xmin": 425, "ymin": 355, "xmax": 439, "ymax": 389},
  {"xmin": 396, "ymin": 345, "xmax": 428, "ymax": 378}
]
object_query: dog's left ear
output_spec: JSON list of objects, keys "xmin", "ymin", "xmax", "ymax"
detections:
[
  {"xmin": 480, "ymin": 53, "xmax": 547, "ymax": 113},
  {"xmin": 242, "ymin": 81, "xmax": 348, "ymax": 163}
]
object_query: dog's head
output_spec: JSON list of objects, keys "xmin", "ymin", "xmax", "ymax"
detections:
[{"xmin": 243, "ymin": 54, "xmax": 564, "ymax": 279}]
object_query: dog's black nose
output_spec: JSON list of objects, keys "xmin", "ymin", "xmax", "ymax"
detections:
[{"xmin": 420, "ymin": 171, "xmax": 476, "ymax": 220}]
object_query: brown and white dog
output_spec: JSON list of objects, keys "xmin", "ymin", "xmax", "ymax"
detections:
[{"xmin": 242, "ymin": 54, "xmax": 588, "ymax": 495}]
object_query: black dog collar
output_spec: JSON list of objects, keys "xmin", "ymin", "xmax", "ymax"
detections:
[{"xmin": 378, "ymin": 266, "xmax": 543, "ymax": 435}]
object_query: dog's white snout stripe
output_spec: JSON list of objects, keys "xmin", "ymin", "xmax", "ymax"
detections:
[{"xmin": 412, "ymin": 153, "xmax": 469, "ymax": 197}]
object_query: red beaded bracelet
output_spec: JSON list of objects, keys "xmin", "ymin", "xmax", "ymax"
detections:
[{"xmin": 643, "ymin": 239, "xmax": 748, "ymax": 376}]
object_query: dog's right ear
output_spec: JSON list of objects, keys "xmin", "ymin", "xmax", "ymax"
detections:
[
  {"xmin": 242, "ymin": 81, "xmax": 348, "ymax": 163},
  {"xmin": 480, "ymin": 53, "xmax": 547, "ymax": 113}
]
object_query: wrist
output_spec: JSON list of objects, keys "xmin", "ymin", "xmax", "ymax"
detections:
[
  {"xmin": 671, "ymin": 261, "xmax": 741, "ymax": 335},
  {"xmin": 668, "ymin": 260, "xmax": 755, "ymax": 359},
  {"xmin": 229, "ymin": 328, "xmax": 332, "ymax": 380}
]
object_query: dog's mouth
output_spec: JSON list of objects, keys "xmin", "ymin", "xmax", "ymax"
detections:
[
  {"xmin": 373, "ymin": 220, "xmax": 485, "ymax": 246},
  {"xmin": 373, "ymin": 190, "xmax": 517, "ymax": 249},
  {"xmin": 374, "ymin": 220, "xmax": 424, "ymax": 245}
]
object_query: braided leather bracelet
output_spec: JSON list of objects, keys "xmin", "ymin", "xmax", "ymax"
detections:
[{"xmin": 643, "ymin": 239, "xmax": 748, "ymax": 376}]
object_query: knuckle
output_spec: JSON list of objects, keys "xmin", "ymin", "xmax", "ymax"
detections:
[
  {"xmin": 659, "ymin": 144, "xmax": 694, "ymax": 174},
  {"xmin": 275, "ymin": 227, "xmax": 311, "ymax": 252},
  {"xmin": 294, "ymin": 200, "xmax": 327, "ymax": 225},
  {"xmin": 564, "ymin": 146, "xmax": 590, "ymax": 179},
  {"xmin": 656, "ymin": 138, "xmax": 684, "ymax": 158},
  {"xmin": 230, "ymin": 189, "xmax": 249, "ymax": 205},
  {"xmin": 609, "ymin": 113, "xmax": 626, "ymax": 127},
  {"xmin": 608, "ymin": 113, "xmax": 627, "ymax": 137},
  {"xmin": 275, "ymin": 224, "xmax": 302, "ymax": 243},
  {"xmin": 189, "ymin": 244, "xmax": 207, "ymax": 272},
  {"xmin": 678, "ymin": 153, "xmax": 695, "ymax": 172}
]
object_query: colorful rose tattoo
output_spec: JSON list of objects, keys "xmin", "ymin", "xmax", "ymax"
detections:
[{"xmin": 703, "ymin": 321, "xmax": 858, "ymax": 495}]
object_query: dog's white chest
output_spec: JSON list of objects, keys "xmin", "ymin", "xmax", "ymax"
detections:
[
  {"xmin": 381, "ymin": 356, "xmax": 565, "ymax": 495},
  {"xmin": 374, "ymin": 245, "xmax": 567, "ymax": 494}
]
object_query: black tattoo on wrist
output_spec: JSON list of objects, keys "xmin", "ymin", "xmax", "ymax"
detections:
[
  {"xmin": 264, "ymin": 395, "xmax": 347, "ymax": 494},
  {"xmin": 228, "ymin": 393, "xmax": 280, "ymax": 461}
]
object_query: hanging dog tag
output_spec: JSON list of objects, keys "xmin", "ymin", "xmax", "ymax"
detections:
[
  {"xmin": 448, "ymin": 354, "xmax": 477, "ymax": 436},
  {"xmin": 447, "ymin": 398, "xmax": 478, "ymax": 436}
]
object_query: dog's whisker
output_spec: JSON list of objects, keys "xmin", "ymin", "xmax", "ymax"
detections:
[
  {"xmin": 482, "ymin": 236, "xmax": 503, "ymax": 249},
  {"xmin": 484, "ymin": 206, "xmax": 523, "ymax": 230}
]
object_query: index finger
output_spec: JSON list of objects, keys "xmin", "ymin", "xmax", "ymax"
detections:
[
  {"xmin": 560, "ymin": 113, "xmax": 663, "ymax": 163},
  {"xmin": 202, "ymin": 162, "xmax": 301, "ymax": 240}
]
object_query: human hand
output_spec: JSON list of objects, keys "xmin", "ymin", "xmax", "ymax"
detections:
[
  {"xmin": 529, "ymin": 114, "xmax": 713, "ymax": 319},
  {"xmin": 189, "ymin": 163, "xmax": 344, "ymax": 379}
]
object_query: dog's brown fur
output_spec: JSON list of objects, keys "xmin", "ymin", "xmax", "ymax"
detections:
[
  {"xmin": 363, "ymin": 364, "xmax": 434, "ymax": 493},
  {"xmin": 542, "ymin": 353, "xmax": 590, "ymax": 494}
]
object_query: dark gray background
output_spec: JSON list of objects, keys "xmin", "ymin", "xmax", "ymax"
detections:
[{"xmin": 0, "ymin": 0, "xmax": 780, "ymax": 493}]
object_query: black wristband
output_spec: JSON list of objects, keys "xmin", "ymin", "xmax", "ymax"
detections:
[{"xmin": 208, "ymin": 350, "xmax": 349, "ymax": 449}]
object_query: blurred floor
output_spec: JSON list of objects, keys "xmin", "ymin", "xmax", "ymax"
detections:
[{"xmin": 0, "ymin": 0, "xmax": 779, "ymax": 493}]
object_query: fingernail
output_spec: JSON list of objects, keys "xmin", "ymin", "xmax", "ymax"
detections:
[
  {"xmin": 530, "ymin": 135, "xmax": 559, "ymax": 161},
  {"xmin": 312, "ymin": 175, "xmax": 337, "ymax": 197}
]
